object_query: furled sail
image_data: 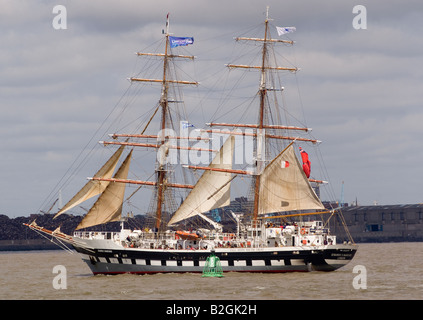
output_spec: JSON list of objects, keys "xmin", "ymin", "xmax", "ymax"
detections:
[
  {"xmin": 258, "ymin": 145, "xmax": 324, "ymax": 214},
  {"xmin": 168, "ymin": 136, "xmax": 234, "ymax": 226},
  {"xmin": 54, "ymin": 145, "xmax": 125, "ymax": 218},
  {"xmin": 75, "ymin": 150, "xmax": 132, "ymax": 230}
]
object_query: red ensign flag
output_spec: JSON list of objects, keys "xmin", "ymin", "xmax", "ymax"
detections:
[{"xmin": 299, "ymin": 147, "xmax": 311, "ymax": 178}]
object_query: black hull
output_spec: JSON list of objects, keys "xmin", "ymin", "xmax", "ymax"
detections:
[{"xmin": 73, "ymin": 245, "xmax": 357, "ymax": 275}]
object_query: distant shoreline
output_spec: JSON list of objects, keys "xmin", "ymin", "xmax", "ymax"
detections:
[{"xmin": 0, "ymin": 239, "xmax": 62, "ymax": 251}]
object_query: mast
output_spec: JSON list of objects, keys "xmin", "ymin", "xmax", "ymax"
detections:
[
  {"xmin": 155, "ymin": 20, "xmax": 170, "ymax": 231},
  {"xmin": 252, "ymin": 7, "xmax": 270, "ymax": 223},
  {"xmin": 95, "ymin": 14, "xmax": 199, "ymax": 231},
  {"xmin": 124, "ymin": 14, "xmax": 198, "ymax": 231},
  {"xmin": 129, "ymin": 14, "xmax": 197, "ymax": 231},
  {"xmin": 207, "ymin": 7, "xmax": 303, "ymax": 223}
]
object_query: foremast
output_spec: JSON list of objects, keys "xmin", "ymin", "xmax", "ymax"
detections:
[
  {"xmin": 86, "ymin": 14, "xmax": 198, "ymax": 232},
  {"xmin": 155, "ymin": 21, "xmax": 171, "ymax": 232},
  {"xmin": 130, "ymin": 14, "xmax": 197, "ymax": 231}
]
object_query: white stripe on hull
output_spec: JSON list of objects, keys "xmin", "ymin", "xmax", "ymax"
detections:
[
  {"xmin": 82, "ymin": 259, "xmax": 310, "ymax": 274},
  {"xmin": 79, "ymin": 244, "xmax": 357, "ymax": 274}
]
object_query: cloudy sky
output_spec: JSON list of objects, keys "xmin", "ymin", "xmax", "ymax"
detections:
[{"xmin": 1, "ymin": 0, "xmax": 423, "ymax": 218}]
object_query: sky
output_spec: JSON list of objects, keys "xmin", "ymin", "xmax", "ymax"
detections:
[{"xmin": 1, "ymin": 0, "xmax": 423, "ymax": 218}]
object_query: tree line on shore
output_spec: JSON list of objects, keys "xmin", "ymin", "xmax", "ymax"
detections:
[
  {"xmin": 0, "ymin": 213, "xmax": 236, "ymax": 240},
  {"xmin": 0, "ymin": 214, "xmax": 147, "ymax": 240}
]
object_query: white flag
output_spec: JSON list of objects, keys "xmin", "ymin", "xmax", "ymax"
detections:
[{"xmin": 276, "ymin": 26, "xmax": 296, "ymax": 36}]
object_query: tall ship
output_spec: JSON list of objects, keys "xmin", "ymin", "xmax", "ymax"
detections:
[{"xmin": 25, "ymin": 10, "xmax": 357, "ymax": 274}]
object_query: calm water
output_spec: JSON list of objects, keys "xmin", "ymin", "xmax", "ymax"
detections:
[{"xmin": 1, "ymin": 242, "xmax": 423, "ymax": 300}]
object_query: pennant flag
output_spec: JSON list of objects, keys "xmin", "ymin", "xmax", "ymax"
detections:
[
  {"xmin": 163, "ymin": 13, "xmax": 170, "ymax": 34},
  {"xmin": 169, "ymin": 36, "xmax": 194, "ymax": 48},
  {"xmin": 299, "ymin": 147, "xmax": 311, "ymax": 178},
  {"xmin": 276, "ymin": 26, "xmax": 296, "ymax": 36}
]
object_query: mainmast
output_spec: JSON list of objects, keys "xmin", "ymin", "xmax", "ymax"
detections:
[
  {"xmin": 207, "ymin": 7, "xmax": 301, "ymax": 223},
  {"xmin": 128, "ymin": 14, "xmax": 197, "ymax": 231},
  {"xmin": 253, "ymin": 8, "xmax": 270, "ymax": 223}
]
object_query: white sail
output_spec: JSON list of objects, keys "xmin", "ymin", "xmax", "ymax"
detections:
[
  {"xmin": 75, "ymin": 150, "xmax": 132, "ymax": 230},
  {"xmin": 168, "ymin": 136, "xmax": 234, "ymax": 226},
  {"xmin": 258, "ymin": 145, "xmax": 324, "ymax": 214},
  {"xmin": 54, "ymin": 145, "xmax": 125, "ymax": 218}
]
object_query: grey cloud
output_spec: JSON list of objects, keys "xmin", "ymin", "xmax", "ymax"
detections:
[{"xmin": 1, "ymin": 0, "xmax": 422, "ymax": 217}]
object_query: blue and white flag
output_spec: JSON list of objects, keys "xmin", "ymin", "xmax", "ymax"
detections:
[
  {"xmin": 181, "ymin": 121, "xmax": 195, "ymax": 129},
  {"xmin": 169, "ymin": 36, "xmax": 194, "ymax": 48},
  {"xmin": 276, "ymin": 26, "xmax": 296, "ymax": 36}
]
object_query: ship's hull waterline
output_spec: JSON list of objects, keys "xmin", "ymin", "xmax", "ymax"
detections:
[{"xmin": 74, "ymin": 243, "xmax": 357, "ymax": 275}]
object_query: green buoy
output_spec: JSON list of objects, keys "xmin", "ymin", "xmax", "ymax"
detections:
[{"xmin": 202, "ymin": 251, "xmax": 223, "ymax": 277}]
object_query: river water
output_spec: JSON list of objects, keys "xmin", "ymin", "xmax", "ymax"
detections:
[{"xmin": 1, "ymin": 242, "xmax": 423, "ymax": 300}]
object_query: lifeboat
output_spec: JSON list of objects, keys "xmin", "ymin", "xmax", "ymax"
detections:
[{"xmin": 175, "ymin": 230, "xmax": 201, "ymax": 240}]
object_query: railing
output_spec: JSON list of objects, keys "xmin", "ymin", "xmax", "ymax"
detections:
[
  {"xmin": 73, "ymin": 227, "xmax": 335, "ymax": 249},
  {"xmin": 73, "ymin": 231, "xmax": 119, "ymax": 240}
]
